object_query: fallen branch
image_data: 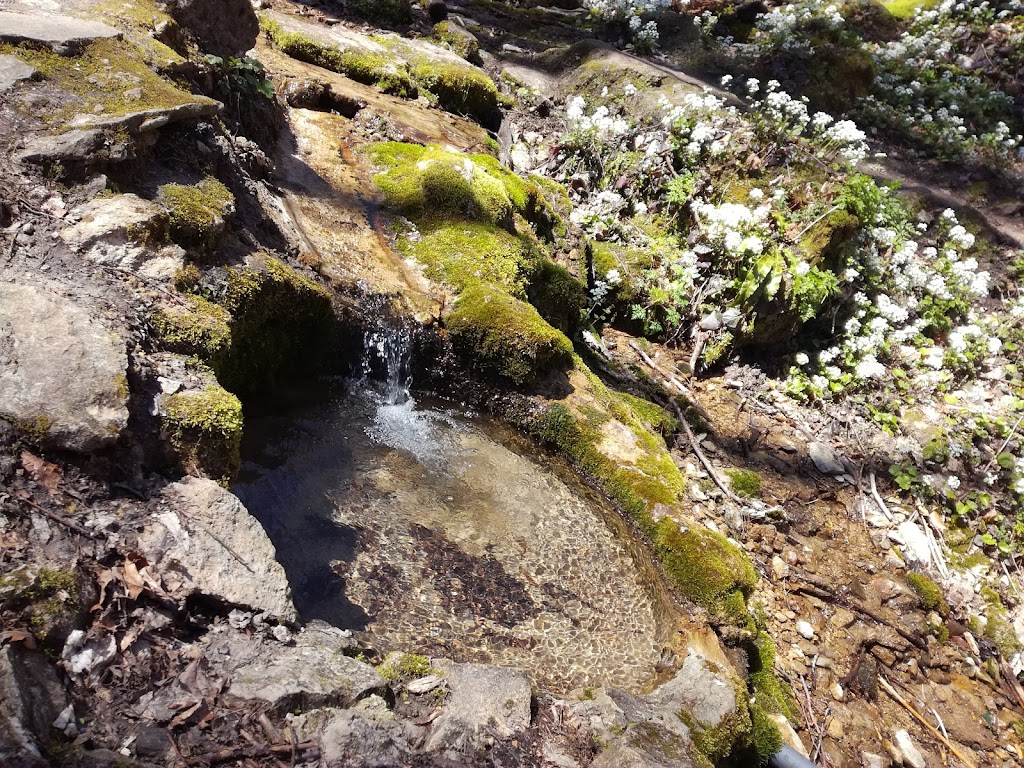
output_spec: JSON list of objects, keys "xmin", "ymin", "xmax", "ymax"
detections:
[
  {"xmin": 878, "ymin": 676, "xmax": 977, "ymax": 768},
  {"xmin": 8, "ymin": 492, "xmax": 100, "ymax": 540},
  {"xmin": 627, "ymin": 340, "xmax": 712, "ymax": 423},
  {"xmin": 674, "ymin": 407, "xmax": 745, "ymax": 505},
  {"xmin": 869, "ymin": 473, "xmax": 894, "ymax": 522}
]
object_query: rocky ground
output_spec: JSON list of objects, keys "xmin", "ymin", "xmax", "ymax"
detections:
[{"xmin": 1, "ymin": 1, "xmax": 1024, "ymax": 767}]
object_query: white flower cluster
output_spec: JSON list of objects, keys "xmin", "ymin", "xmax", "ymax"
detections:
[
  {"xmin": 757, "ymin": 2, "xmax": 844, "ymax": 52},
  {"xmin": 584, "ymin": 0, "xmax": 671, "ymax": 18},
  {"xmin": 570, "ymin": 189, "xmax": 628, "ymax": 235},
  {"xmin": 565, "ymin": 96, "xmax": 631, "ymax": 141}
]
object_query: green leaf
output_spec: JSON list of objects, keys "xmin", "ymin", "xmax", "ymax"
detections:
[{"xmin": 997, "ymin": 452, "xmax": 1015, "ymax": 470}]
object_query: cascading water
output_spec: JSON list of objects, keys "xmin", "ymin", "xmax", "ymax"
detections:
[{"xmin": 361, "ymin": 320, "xmax": 412, "ymax": 406}]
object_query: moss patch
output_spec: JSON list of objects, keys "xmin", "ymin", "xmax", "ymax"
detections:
[
  {"xmin": 163, "ymin": 384, "xmax": 243, "ymax": 483},
  {"xmin": 432, "ymin": 21, "xmax": 482, "ymax": 65},
  {"xmin": 411, "ymin": 62, "xmax": 502, "ymax": 124},
  {"xmin": 883, "ymin": 0, "xmax": 936, "ymax": 19},
  {"xmin": 0, "ymin": 37, "xmax": 216, "ymax": 128},
  {"xmin": 526, "ymin": 259, "xmax": 586, "ymax": 335},
  {"xmin": 653, "ymin": 522, "xmax": 758, "ymax": 628},
  {"xmin": 260, "ymin": 16, "xmax": 417, "ymax": 97},
  {"xmin": 907, "ymin": 571, "xmax": 949, "ymax": 616},
  {"xmin": 727, "ymin": 468, "xmax": 762, "ymax": 498},
  {"xmin": 159, "ymin": 177, "xmax": 234, "ymax": 252},
  {"xmin": 150, "ymin": 295, "xmax": 232, "ymax": 362},
  {"xmin": 349, "ymin": 0, "xmax": 413, "ymax": 23},
  {"xmin": 219, "ymin": 255, "xmax": 335, "ymax": 395},
  {"xmin": 446, "ymin": 283, "xmax": 573, "ymax": 385},
  {"xmin": 378, "ymin": 652, "xmax": 432, "ymax": 682}
]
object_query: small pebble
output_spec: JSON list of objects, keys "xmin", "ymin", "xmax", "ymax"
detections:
[
  {"xmin": 830, "ymin": 682, "xmax": 845, "ymax": 702},
  {"xmin": 796, "ymin": 620, "xmax": 815, "ymax": 640}
]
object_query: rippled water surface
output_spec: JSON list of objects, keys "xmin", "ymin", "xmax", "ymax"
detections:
[{"xmin": 235, "ymin": 381, "xmax": 680, "ymax": 691}]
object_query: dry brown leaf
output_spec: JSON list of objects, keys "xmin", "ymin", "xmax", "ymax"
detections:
[
  {"xmin": 168, "ymin": 700, "xmax": 203, "ymax": 729},
  {"xmin": 1, "ymin": 628, "xmax": 38, "ymax": 649},
  {"xmin": 122, "ymin": 560, "xmax": 146, "ymax": 600},
  {"xmin": 91, "ymin": 569, "xmax": 117, "ymax": 612},
  {"xmin": 19, "ymin": 451, "xmax": 62, "ymax": 494}
]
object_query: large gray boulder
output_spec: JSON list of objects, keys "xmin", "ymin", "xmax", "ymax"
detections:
[
  {"xmin": 0, "ymin": 283, "xmax": 129, "ymax": 452},
  {"xmin": 139, "ymin": 478, "xmax": 297, "ymax": 621},
  {"xmin": 166, "ymin": 0, "xmax": 259, "ymax": 58},
  {"xmin": 647, "ymin": 649, "xmax": 739, "ymax": 731},
  {"xmin": 425, "ymin": 660, "xmax": 533, "ymax": 757},
  {"xmin": 227, "ymin": 623, "xmax": 384, "ymax": 711},
  {"xmin": 591, "ymin": 722, "xmax": 697, "ymax": 768},
  {"xmin": 298, "ymin": 697, "xmax": 421, "ymax": 768},
  {"xmin": 60, "ymin": 194, "xmax": 168, "ymax": 270},
  {"xmin": 0, "ymin": 12, "xmax": 120, "ymax": 55}
]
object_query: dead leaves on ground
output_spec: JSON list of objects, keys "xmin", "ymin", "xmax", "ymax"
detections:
[{"xmin": 20, "ymin": 450, "xmax": 62, "ymax": 494}]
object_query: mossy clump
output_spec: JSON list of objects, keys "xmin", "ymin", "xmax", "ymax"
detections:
[
  {"xmin": 446, "ymin": 283, "xmax": 573, "ymax": 385},
  {"xmin": 219, "ymin": 255, "xmax": 335, "ymax": 394},
  {"xmin": 378, "ymin": 652, "xmax": 432, "ymax": 682},
  {"xmin": 150, "ymin": 295, "xmax": 232, "ymax": 362},
  {"xmin": 0, "ymin": 37, "xmax": 216, "ymax": 128},
  {"xmin": 159, "ymin": 178, "xmax": 234, "ymax": 252},
  {"xmin": 411, "ymin": 62, "xmax": 502, "ymax": 124},
  {"xmin": 653, "ymin": 521, "xmax": 758, "ymax": 628},
  {"xmin": 432, "ymin": 21, "xmax": 483, "ymax": 65},
  {"xmin": 907, "ymin": 571, "xmax": 949, "ymax": 615},
  {"xmin": 163, "ymin": 384, "xmax": 243, "ymax": 483},
  {"xmin": 727, "ymin": 468, "xmax": 762, "ymax": 498},
  {"xmin": 883, "ymin": 0, "xmax": 936, "ymax": 20},
  {"xmin": 28, "ymin": 568, "xmax": 78, "ymax": 640},
  {"xmin": 348, "ymin": 0, "xmax": 413, "ymax": 23},
  {"xmin": 260, "ymin": 17, "xmax": 417, "ymax": 97},
  {"xmin": 368, "ymin": 143, "xmax": 517, "ymax": 229},
  {"xmin": 525, "ymin": 260, "xmax": 587, "ymax": 335}
]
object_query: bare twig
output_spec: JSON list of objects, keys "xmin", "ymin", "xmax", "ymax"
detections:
[
  {"xmin": 793, "ymin": 579, "xmax": 926, "ymax": 650},
  {"xmin": 982, "ymin": 412, "xmax": 1024, "ymax": 473},
  {"xmin": 878, "ymin": 676, "xmax": 977, "ymax": 768},
  {"xmin": 8, "ymin": 492, "xmax": 100, "ymax": 540},
  {"xmin": 187, "ymin": 741, "xmax": 318, "ymax": 766}
]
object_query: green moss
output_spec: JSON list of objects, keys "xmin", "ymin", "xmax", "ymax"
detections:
[
  {"xmin": 411, "ymin": 62, "xmax": 501, "ymax": 123},
  {"xmin": 17, "ymin": 414, "xmax": 53, "ymax": 442},
  {"xmin": 349, "ymin": 0, "xmax": 413, "ymax": 23},
  {"xmin": 260, "ymin": 17, "xmax": 416, "ymax": 97},
  {"xmin": 219, "ymin": 256, "xmax": 335, "ymax": 395},
  {"xmin": 653, "ymin": 521, "xmax": 757, "ymax": 628},
  {"xmin": 883, "ymin": 0, "xmax": 936, "ymax": 19},
  {"xmin": 159, "ymin": 178, "xmax": 234, "ymax": 252},
  {"xmin": 446, "ymin": 283, "xmax": 573, "ymax": 385},
  {"xmin": 0, "ymin": 38, "xmax": 217, "ymax": 128},
  {"xmin": 163, "ymin": 385, "xmax": 243, "ymax": 483},
  {"xmin": 727, "ymin": 468, "xmax": 762, "ymax": 498},
  {"xmin": 151, "ymin": 295, "xmax": 232, "ymax": 362},
  {"xmin": 749, "ymin": 632, "xmax": 796, "ymax": 718},
  {"xmin": 525, "ymin": 259, "xmax": 586, "ymax": 334},
  {"xmin": 28, "ymin": 569, "xmax": 77, "ymax": 637},
  {"xmin": 378, "ymin": 652, "xmax": 432, "ymax": 681},
  {"xmin": 433, "ymin": 21, "xmax": 482, "ymax": 64},
  {"xmin": 907, "ymin": 572, "xmax": 949, "ymax": 616},
  {"xmin": 747, "ymin": 705, "xmax": 784, "ymax": 762},
  {"xmin": 173, "ymin": 263, "xmax": 203, "ymax": 293},
  {"xmin": 798, "ymin": 208, "xmax": 861, "ymax": 264}
]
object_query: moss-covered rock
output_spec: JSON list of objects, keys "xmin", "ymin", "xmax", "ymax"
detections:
[
  {"xmin": 432, "ymin": 21, "xmax": 483, "ymax": 65},
  {"xmin": 163, "ymin": 384, "xmax": 243, "ymax": 483},
  {"xmin": 446, "ymin": 283, "xmax": 574, "ymax": 385},
  {"xmin": 150, "ymin": 294, "xmax": 232, "ymax": 362},
  {"xmin": 526, "ymin": 259, "xmax": 586, "ymax": 335},
  {"xmin": 219, "ymin": 255, "xmax": 336, "ymax": 394},
  {"xmin": 727, "ymin": 468, "xmax": 762, "ymax": 498},
  {"xmin": 653, "ymin": 522, "xmax": 758, "ymax": 629},
  {"xmin": 260, "ymin": 16, "xmax": 417, "ymax": 97},
  {"xmin": 159, "ymin": 177, "xmax": 235, "ymax": 253},
  {"xmin": 907, "ymin": 571, "xmax": 949, "ymax": 615},
  {"xmin": 411, "ymin": 62, "xmax": 502, "ymax": 125}
]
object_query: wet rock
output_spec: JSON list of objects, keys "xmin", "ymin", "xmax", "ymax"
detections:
[
  {"xmin": 0, "ymin": 11, "xmax": 120, "ymax": 55},
  {"xmin": 0, "ymin": 54, "xmax": 36, "ymax": 91},
  {"xmin": 166, "ymin": 0, "xmax": 259, "ymax": 58},
  {"xmin": 809, "ymin": 441, "xmax": 846, "ymax": 474},
  {"xmin": 0, "ymin": 645, "xmax": 69, "ymax": 764},
  {"xmin": 591, "ymin": 721, "xmax": 696, "ymax": 768},
  {"xmin": 425, "ymin": 660, "xmax": 532, "ymax": 756},
  {"xmin": 893, "ymin": 729, "xmax": 927, "ymax": 768},
  {"xmin": 228, "ymin": 623, "xmax": 382, "ymax": 711},
  {"xmin": 59, "ymin": 194, "xmax": 170, "ymax": 270},
  {"xmin": 139, "ymin": 478, "xmax": 297, "ymax": 620},
  {"xmin": 647, "ymin": 648, "xmax": 738, "ymax": 731},
  {"xmin": 0, "ymin": 283, "xmax": 128, "ymax": 452}
]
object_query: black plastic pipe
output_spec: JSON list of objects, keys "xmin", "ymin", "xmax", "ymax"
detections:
[{"xmin": 768, "ymin": 745, "xmax": 818, "ymax": 768}]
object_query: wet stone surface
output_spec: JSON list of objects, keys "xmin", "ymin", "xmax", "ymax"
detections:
[{"xmin": 235, "ymin": 383, "xmax": 679, "ymax": 692}]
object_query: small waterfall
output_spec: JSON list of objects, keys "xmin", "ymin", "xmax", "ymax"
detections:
[{"xmin": 361, "ymin": 320, "xmax": 412, "ymax": 406}]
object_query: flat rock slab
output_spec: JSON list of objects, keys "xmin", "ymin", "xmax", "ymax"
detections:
[
  {"xmin": 68, "ymin": 99, "xmax": 221, "ymax": 134},
  {"xmin": 647, "ymin": 648, "xmax": 738, "ymax": 730},
  {"xmin": 61, "ymin": 194, "xmax": 166, "ymax": 252},
  {"xmin": 0, "ymin": 11, "xmax": 120, "ymax": 54},
  {"xmin": 425, "ymin": 661, "xmax": 532, "ymax": 756},
  {"xmin": 0, "ymin": 53, "xmax": 36, "ymax": 91},
  {"xmin": 227, "ymin": 624, "xmax": 384, "ymax": 711},
  {"xmin": 141, "ymin": 478, "xmax": 298, "ymax": 621},
  {"xmin": 0, "ymin": 282, "xmax": 128, "ymax": 452}
]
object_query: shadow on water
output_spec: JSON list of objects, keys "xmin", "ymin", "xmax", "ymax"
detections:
[{"xmin": 234, "ymin": 378, "xmax": 371, "ymax": 630}]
